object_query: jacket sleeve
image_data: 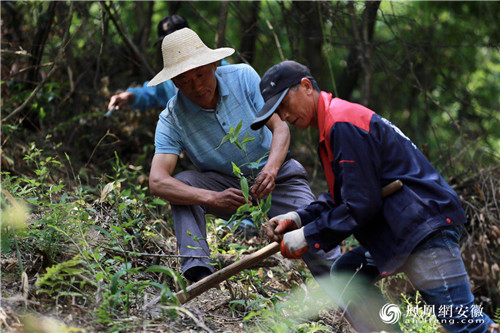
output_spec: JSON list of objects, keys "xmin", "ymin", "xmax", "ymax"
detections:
[
  {"xmin": 301, "ymin": 120, "xmax": 384, "ymax": 251},
  {"xmin": 127, "ymin": 80, "xmax": 177, "ymax": 112},
  {"xmin": 296, "ymin": 192, "xmax": 336, "ymax": 225}
]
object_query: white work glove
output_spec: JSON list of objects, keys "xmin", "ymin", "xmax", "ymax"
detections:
[
  {"xmin": 266, "ymin": 211, "xmax": 302, "ymax": 242},
  {"xmin": 280, "ymin": 227, "xmax": 309, "ymax": 259}
]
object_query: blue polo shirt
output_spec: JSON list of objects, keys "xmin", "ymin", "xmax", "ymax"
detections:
[{"xmin": 154, "ymin": 64, "xmax": 272, "ymax": 177}]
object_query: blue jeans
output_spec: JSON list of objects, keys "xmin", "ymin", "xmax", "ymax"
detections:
[{"xmin": 330, "ymin": 226, "xmax": 497, "ymax": 332}]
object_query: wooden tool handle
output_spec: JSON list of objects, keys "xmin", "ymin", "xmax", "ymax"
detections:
[
  {"xmin": 173, "ymin": 242, "xmax": 280, "ymax": 304},
  {"xmin": 382, "ymin": 179, "xmax": 403, "ymax": 198},
  {"xmin": 170, "ymin": 179, "xmax": 403, "ymax": 305}
]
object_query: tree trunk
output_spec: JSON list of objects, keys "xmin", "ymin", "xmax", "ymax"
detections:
[
  {"xmin": 215, "ymin": 1, "xmax": 230, "ymax": 48},
  {"xmin": 336, "ymin": 1, "xmax": 380, "ymax": 100},
  {"xmin": 100, "ymin": 1, "xmax": 155, "ymax": 77},
  {"xmin": 27, "ymin": 1, "xmax": 57, "ymax": 87},
  {"xmin": 291, "ymin": 2, "xmax": 331, "ymax": 91},
  {"xmin": 136, "ymin": 2, "xmax": 154, "ymax": 56},
  {"xmin": 237, "ymin": 1, "xmax": 260, "ymax": 65},
  {"xmin": 2, "ymin": 1, "xmax": 25, "ymax": 46}
]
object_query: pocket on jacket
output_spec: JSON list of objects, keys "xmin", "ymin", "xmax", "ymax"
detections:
[{"xmin": 382, "ymin": 185, "xmax": 429, "ymax": 238}]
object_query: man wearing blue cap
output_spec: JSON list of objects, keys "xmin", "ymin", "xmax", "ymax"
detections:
[
  {"xmin": 252, "ymin": 60, "xmax": 498, "ymax": 332},
  {"xmin": 146, "ymin": 30, "xmax": 340, "ymax": 283}
]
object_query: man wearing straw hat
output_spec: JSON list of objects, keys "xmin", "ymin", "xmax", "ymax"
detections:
[
  {"xmin": 147, "ymin": 28, "xmax": 340, "ymax": 283},
  {"xmin": 107, "ymin": 15, "xmax": 230, "ymax": 114}
]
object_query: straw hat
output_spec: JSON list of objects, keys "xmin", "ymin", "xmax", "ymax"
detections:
[{"xmin": 147, "ymin": 28, "xmax": 234, "ymax": 87}]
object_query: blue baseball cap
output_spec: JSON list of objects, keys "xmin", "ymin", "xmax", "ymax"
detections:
[{"xmin": 251, "ymin": 61, "xmax": 313, "ymax": 130}]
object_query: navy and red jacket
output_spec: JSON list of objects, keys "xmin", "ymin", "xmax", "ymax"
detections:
[{"xmin": 297, "ymin": 92, "xmax": 467, "ymax": 275}]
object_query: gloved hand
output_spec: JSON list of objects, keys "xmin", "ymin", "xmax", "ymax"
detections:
[
  {"xmin": 266, "ymin": 211, "xmax": 302, "ymax": 242},
  {"xmin": 280, "ymin": 227, "xmax": 309, "ymax": 259}
]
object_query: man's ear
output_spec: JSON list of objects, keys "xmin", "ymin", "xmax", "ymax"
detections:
[{"xmin": 301, "ymin": 78, "xmax": 313, "ymax": 95}]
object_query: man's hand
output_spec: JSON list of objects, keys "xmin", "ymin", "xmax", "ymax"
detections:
[
  {"xmin": 280, "ymin": 228, "xmax": 309, "ymax": 259},
  {"xmin": 266, "ymin": 211, "xmax": 301, "ymax": 242},
  {"xmin": 108, "ymin": 92, "xmax": 135, "ymax": 110},
  {"xmin": 253, "ymin": 114, "xmax": 290, "ymax": 199},
  {"xmin": 250, "ymin": 168, "xmax": 277, "ymax": 198},
  {"xmin": 207, "ymin": 188, "xmax": 247, "ymax": 211}
]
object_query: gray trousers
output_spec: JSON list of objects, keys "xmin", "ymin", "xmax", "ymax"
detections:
[{"xmin": 172, "ymin": 159, "xmax": 341, "ymax": 278}]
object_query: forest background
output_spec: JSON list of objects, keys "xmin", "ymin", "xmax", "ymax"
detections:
[{"xmin": 1, "ymin": 1, "xmax": 499, "ymax": 332}]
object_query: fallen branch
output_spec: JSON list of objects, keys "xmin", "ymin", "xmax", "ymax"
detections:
[{"xmin": 160, "ymin": 305, "xmax": 214, "ymax": 333}]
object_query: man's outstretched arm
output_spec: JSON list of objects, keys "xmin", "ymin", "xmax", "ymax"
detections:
[{"xmin": 149, "ymin": 153, "xmax": 247, "ymax": 211}]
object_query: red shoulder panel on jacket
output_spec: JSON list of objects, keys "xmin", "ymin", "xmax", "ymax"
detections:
[{"xmin": 329, "ymin": 98, "xmax": 374, "ymax": 133}]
